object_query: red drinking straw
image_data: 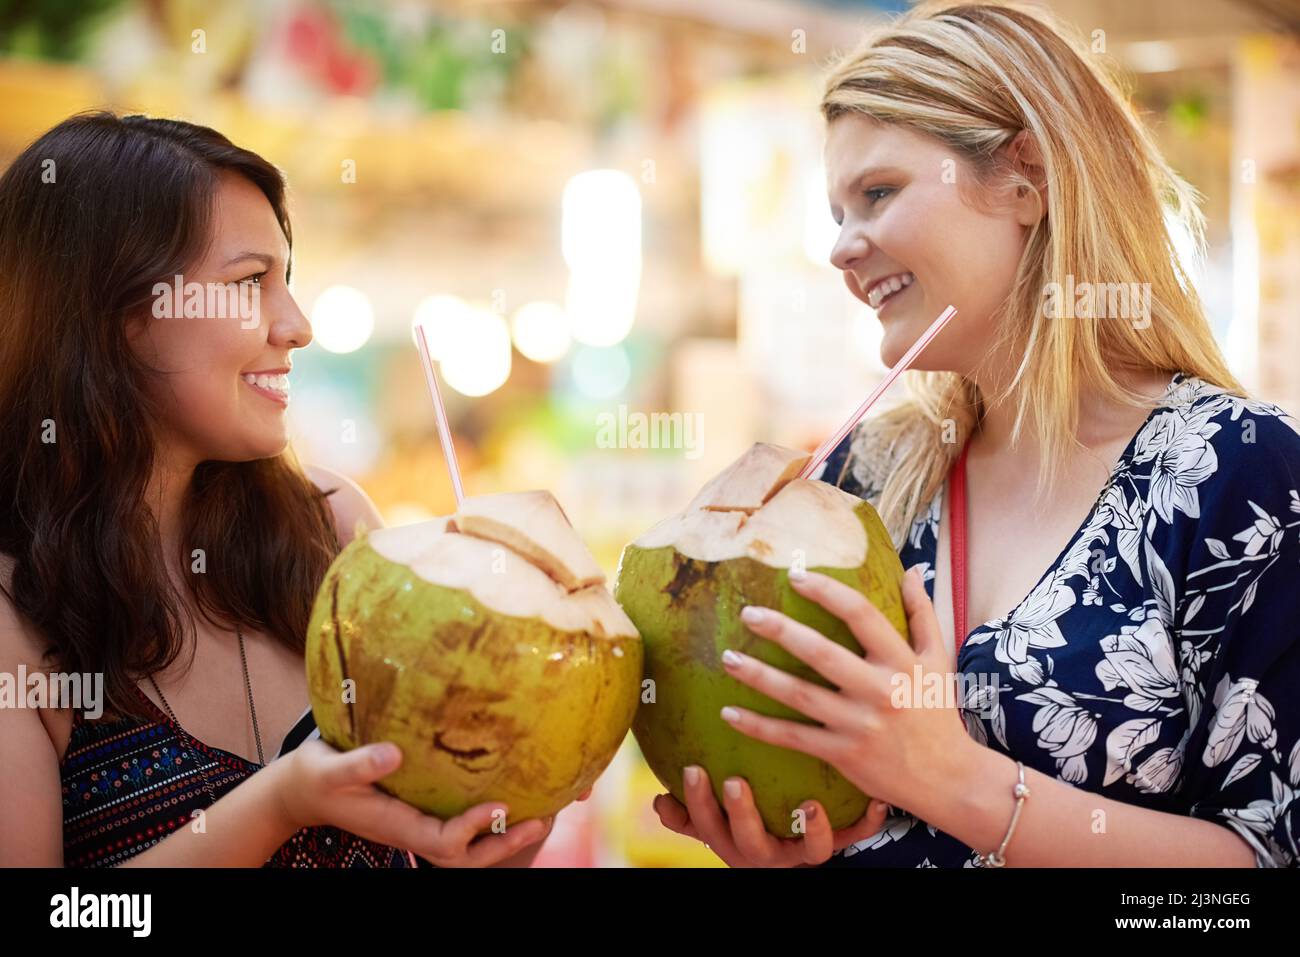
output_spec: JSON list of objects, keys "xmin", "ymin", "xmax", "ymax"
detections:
[
  {"xmin": 798, "ymin": 304, "xmax": 958, "ymax": 480},
  {"xmin": 413, "ymin": 321, "xmax": 466, "ymax": 508}
]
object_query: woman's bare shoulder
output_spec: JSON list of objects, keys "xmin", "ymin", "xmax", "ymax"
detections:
[
  {"xmin": 0, "ymin": 551, "xmax": 65, "ymax": 866},
  {"xmin": 0, "ymin": 552, "xmax": 72, "ymax": 755},
  {"xmin": 302, "ymin": 464, "xmax": 385, "ymax": 547},
  {"xmin": 0, "ymin": 553, "xmax": 48, "ymax": 671}
]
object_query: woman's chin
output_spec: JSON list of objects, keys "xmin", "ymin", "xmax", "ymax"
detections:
[
  {"xmin": 261, "ymin": 435, "xmax": 291, "ymax": 459},
  {"xmin": 877, "ymin": 309, "xmax": 953, "ymax": 372},
  {"xmin": 233, "ymin": 432, "xmax": 290, "ymax": 462},
  {"xmin": 878, "ymin": 325, "xmax": 917, "ymax": 369}
]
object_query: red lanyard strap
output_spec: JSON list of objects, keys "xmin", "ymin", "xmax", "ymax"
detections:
[{"xmin": 950, "ymin": 439, "xmax": 971, "ymax": 656}]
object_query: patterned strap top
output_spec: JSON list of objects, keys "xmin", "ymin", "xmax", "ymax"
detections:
[{"xmin": 59, "ymin": 684, "xmax": 417, "ymax": 868}]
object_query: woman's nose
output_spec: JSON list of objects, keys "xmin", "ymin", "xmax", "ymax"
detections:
[
  {"xmin": 270, "ymin": 292, "xmax": 313, "ymax": 349},
  {"xmin": 830, "ymin": 225, "xmax": 869, "ymax": 272}
]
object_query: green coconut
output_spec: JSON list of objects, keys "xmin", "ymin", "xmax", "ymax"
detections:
[
  {"xmin": 306, "ymin": 490, "xmax": 642, "ymax": 824},
  {"xmin": 614, "ymin": 443, "xmax": 909, "ymax": 836}
]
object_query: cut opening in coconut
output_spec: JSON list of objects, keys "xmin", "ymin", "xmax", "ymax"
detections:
[
  {"xmin": 367, "ymin": 491, "xmax": 635, "ymax": 639},
  {"xmin": 632, "ymin": 443, "xmax": 868, "ymax": 569},
  {"xmin": 450, "ymin": 489, "xmax": 605, "ymax": 592},
  {"xmin": 686, "ymin": 443, "xmax": 811, "ymax": 514}
]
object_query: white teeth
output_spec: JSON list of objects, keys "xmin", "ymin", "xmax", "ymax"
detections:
[
  {"xmin": 242, "ymin": 372, "xmax": 289, "ymax": 395},
  {"xmin": 867, "ymin": 272, "xmax": 915, "ymax": 309}
]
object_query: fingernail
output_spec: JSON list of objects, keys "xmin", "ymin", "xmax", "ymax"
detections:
[
  {"xmin": 720, "ymin": 706, "xmax": 741, "ymax": 723},
  {"xmin": 789, "ymin": 567, "xmax": 807, "ymax": 582},
  {"xmin": 721, "ymin": 649, "xmax": 743, "ymax": 668},
  {"xmin": 804, "ymin": 804, "xmax": 818, "ymax": 822},
  {"xmin": 684, "ymin": 766, "xmax": 700, "ymax": 787},
  {"xmin": 724, "ymin": 779, "xmax": 742, "ymax": 800},
  {"xmin": 740, "ymin": 606, "xmax": 765, "ymax": 625}
]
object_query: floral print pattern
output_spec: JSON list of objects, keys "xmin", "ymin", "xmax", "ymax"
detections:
[{"xmin": 813, "ymin": 373, "xmax": 1300, "ymax": 867}]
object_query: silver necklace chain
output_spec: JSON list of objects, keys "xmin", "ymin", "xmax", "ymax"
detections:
[{"xmin": 146, "ymin": 627, "xmax": 265, "ymax": 809}]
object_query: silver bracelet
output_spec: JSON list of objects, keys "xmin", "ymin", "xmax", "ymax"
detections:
[{"xmin": 978, "ymin": 761, "xmax": 1030, "ymax": 868}]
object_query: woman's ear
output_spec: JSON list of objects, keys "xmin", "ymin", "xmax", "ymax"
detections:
[
  {"xmin": 123, "ymin": 307, "xmax": 154, "ymax": 358},
  {"xmin": 1001, "ymin": 130, "xmax": 1047, "ymax": 226}
]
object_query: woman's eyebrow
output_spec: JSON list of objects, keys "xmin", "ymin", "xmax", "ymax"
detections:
[
  {"xmin": 829, "ymin": 164, "xmax": 906, "ymax": 201},
  {"xmin": 849, "ymin": 165, "xmax": 906, "ymax": 188},
  {"xmin": 222, "ymin": 251, "xmax": 276, "ymax": 269}
]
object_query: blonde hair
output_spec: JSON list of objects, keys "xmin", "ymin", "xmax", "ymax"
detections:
[{"xmin": 820, "ymin": 1, "xmax": 1242, "ymax": 545}]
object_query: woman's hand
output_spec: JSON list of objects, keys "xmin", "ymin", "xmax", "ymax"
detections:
[
  {"xmin": 653, "ymin": 766, "xmax": 890, "ymax": 867},
  {"xmin": 273, "ymin": 738, "xmax": 555, "ymax": 867},
  {"xmin": 650, "ymin": 566, "xmax": 966, "ymax": 867},
  {"xmin": 718, "ymin": 566, "xmax": 972, "ymax": 814}
]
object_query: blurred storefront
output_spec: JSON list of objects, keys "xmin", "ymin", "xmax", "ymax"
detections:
[{"xmin": 2, "ymin": 0, "xmax": 1296, "ymax": 866}]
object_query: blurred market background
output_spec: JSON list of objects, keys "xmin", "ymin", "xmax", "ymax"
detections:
[{"xmin": 1, "ymin": 0, "xmax": 1297, "ymax": 866}]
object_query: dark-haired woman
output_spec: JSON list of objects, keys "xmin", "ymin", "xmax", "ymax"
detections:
[{"xmin": 0, "ymin": 113, "xmax": 560, "ymax": 867}]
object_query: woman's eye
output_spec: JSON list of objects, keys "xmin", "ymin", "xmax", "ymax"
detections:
[
  {"xmin": 863, "ymin": 187, "xmax": 894, "ymax": 205},
  {"xmin": 240, "ymin": 272, "xmax": 266, "ymax": 286}
]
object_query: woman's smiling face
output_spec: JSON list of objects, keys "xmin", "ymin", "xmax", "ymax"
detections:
[
  {"xmin": 129, "ymin": 170, "xmax": 313, "ymax": 467},
  {"xmin": 825, "ymin": 113, "xmax": 1037, "ymax": 374}
]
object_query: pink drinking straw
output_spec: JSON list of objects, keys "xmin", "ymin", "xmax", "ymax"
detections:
[
  {"xmin": 798, "ymin": 304, "xmax": 958, "ymax": 480},
  {"xmin": 413, "ymin": 321, "xmax": 466, "ymax": 508}
]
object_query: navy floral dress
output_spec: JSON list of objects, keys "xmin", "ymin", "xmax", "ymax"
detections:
[{"xmin": 812, "ymin": 372, "xmax": 1300, "ymax": 868}]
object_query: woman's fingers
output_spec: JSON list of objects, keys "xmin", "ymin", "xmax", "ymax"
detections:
[
  {"xmin": 797, "ymin": 801, "xmax": 835, "ymax": 865},
  {"xmin": 681, "ymin": 766, "xmax": 742, "ymax": 864},
  {"xmin": 831, "ymin": 799, "xmax": 891, "ymax": 852},
  {"xmin": 416, "ymin": 804, "xmax": 550, "ymax": 867},
  {"xmin": 653, "ymin": 793, "xmax": 698, "ymax": 839},
  {"xmin": 720, "ymin": 779, "xmax": 837, "ymax": 867},
  {"xmin": 293, "ymin": 739, "xmax": 556, "ymax": 867},
  {"xmin": 659, "ymin": 776, "xmax": 840, "ymax": 868},
  {"xmin": 900, "ymin": 566, "xmax": 947, "ymax": 664},
  {"xmin": 721, "ymin": 644, "xmax": 856, "ymax": 726},
  {"xmin": 719, "ymin": 777, "xmax": 786, "ymax": 864},
  {"xmin": 344, "ymin": 789, "xmax": 441, "ymax": 852},
  {"xmin": 463, "ymin": 817, "xmax": 551, "ymax": 868},
  {"xmin": 734, "ymin": 603, "xmax": 877, "ymax": 695},
  {"xmin": 788, "ymin": 571, "xmax": 912, "ymax": 669},
  {"xmin": 435, "ymin": 801, "xmax": 511, "ymax": 854},
  {"xmin": 316, "ymin": 741, "xmax": 403, "ymax": 789},
  {"xmin": 719, "ymin": 702, "xmax": 840, "ymax": 766}
]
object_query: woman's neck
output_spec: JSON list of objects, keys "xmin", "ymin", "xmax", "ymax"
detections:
[
  {"xmin": 967, "ymin": 366, "xmax": 1174, "ymax": 465},
  {"xmin": 146, "ymin": 452, "xmax": 197, "ymax": 578}
]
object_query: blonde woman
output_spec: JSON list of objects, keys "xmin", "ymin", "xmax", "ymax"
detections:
[{"xmin": 653, "ymin": 1, "xmax": 1300, "ymax": 867}]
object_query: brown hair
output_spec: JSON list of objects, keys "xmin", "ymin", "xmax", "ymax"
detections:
[{"xmin": 0, "ymin": 112, "xmax": 339, "ymax": 720}]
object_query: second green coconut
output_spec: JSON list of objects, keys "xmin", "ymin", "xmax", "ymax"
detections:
[{"xmin": 614, "ymin": 443, "xmax": 910, "ymax": 836}]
